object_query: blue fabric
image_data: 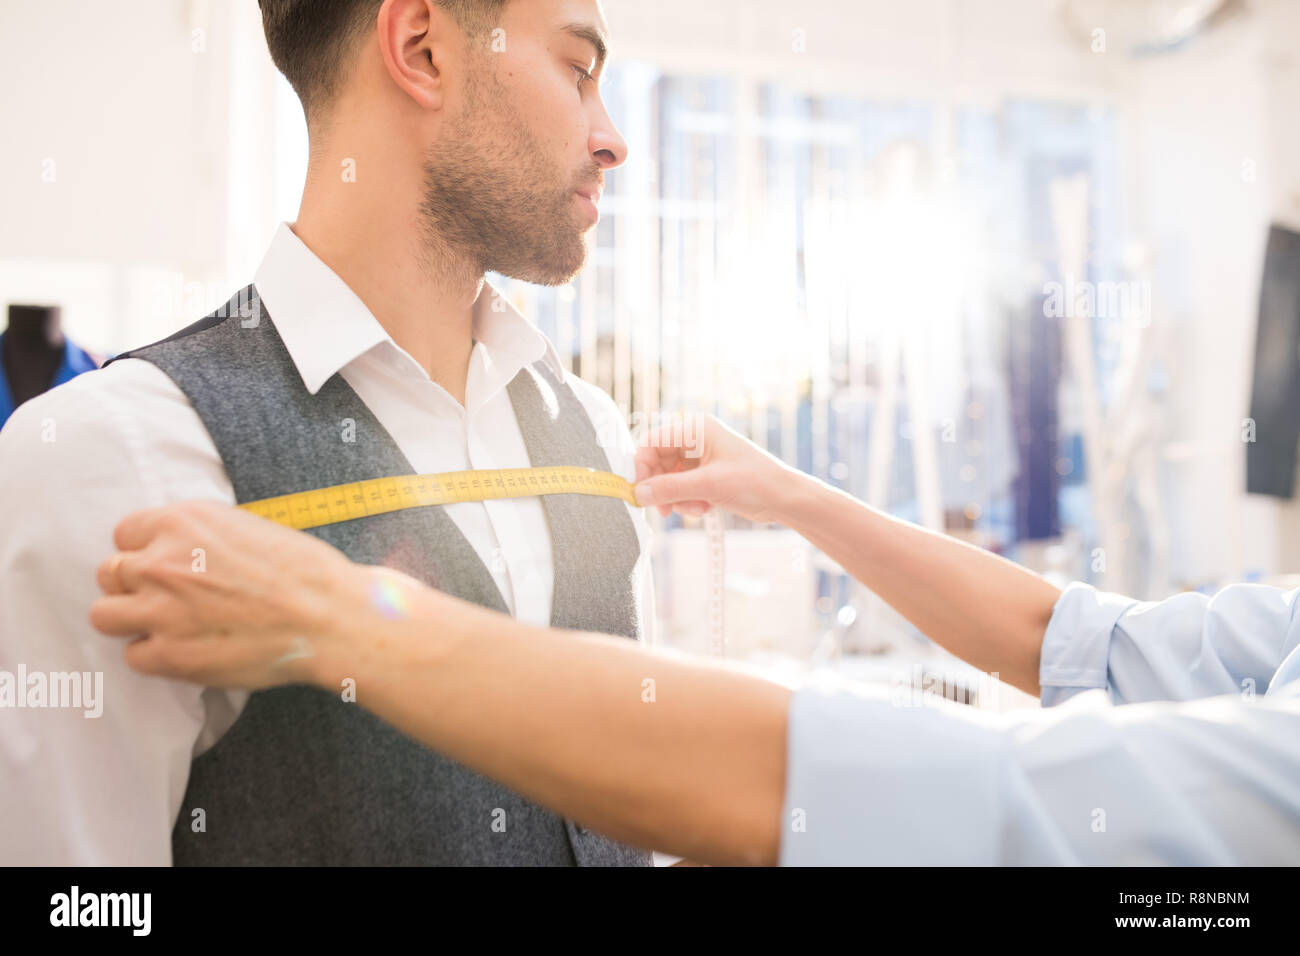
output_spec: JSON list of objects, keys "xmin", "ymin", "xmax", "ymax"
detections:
[{"xmin": 0, "ymin": 333, "xmax": 98, "ymax": 428}]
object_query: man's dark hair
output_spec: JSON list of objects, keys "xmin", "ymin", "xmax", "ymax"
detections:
[{"xmin": 258, "ymin": 0, "xmax": 509, "ymax": 127}]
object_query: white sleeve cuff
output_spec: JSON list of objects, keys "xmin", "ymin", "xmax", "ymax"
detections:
[{"xmin": 1038, "ymin": 582, "xmax": 1138, "ymax": 707}]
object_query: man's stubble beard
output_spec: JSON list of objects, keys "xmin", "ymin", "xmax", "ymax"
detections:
[{"xmin": 416, "ymin": 63, "xmax": 595, "ymax": 287}]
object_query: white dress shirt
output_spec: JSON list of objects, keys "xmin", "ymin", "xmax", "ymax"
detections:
[
  {"xmin": 0, "ymin": 221, "xmax": 660, "ymax": 865},
  {"xmin": 780, "ymin": 581, "xmax": 1300, "ymax": 864}
]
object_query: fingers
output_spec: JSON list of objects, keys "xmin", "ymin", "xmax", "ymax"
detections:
[
  {"xmin": 95, "ymin": 550, "xmax": 147, "ymax": 595},
  {"xmin": 112, "ymin": 506, "xmax": 176, "ymax": 552},
  {"xmin": 122, "ymin": 634, "xmax": 185, "ymax": 678},
  {"xmin": 635, "ymin": 416, "xmax": 708, "ymax": 466},
  {"xmin": 642, "ymin": 492, "xmax": 712, "ymax": 519},
  {"xmin": 655, "ymin": 501, "xmax": 708, "ymax": 517},
  {"xmin": 635, "ymin": 466, "xmax": 714, "ymax": 509},
  {"xmin": 100, "ymin": 500, "xmax": 230, "ymax": 598},
  {"xmin": 112, "ymin": 499, "xmax": 230, "ymax": 554},
  {"xmin": 88, "ymin": 593, "xmax": 150, "ymax": 637},
  {"xmin": 122, "ymin": 634, "xmax": 248, "ymax": 684},
  {"xmin": 632, "ymin": 414, "xmax": 727, "ymax": 514},
  {"xmin": 91, "ymin": 590, "xmax": 219, "ymax": 680},
  {"xmin": 95, "ymin": 553, "xmax": 125, "ymax": 595},
  {"xmin": 635, "ymin": 454, "xmax": 675, "ymax": 485},
  {"xmin": 635, "ymin": 446, "xmax": 702, "ymax": 514},
  {"xmin": 633, "ymin": 441, "xmax": 686, "ymax": 484}
]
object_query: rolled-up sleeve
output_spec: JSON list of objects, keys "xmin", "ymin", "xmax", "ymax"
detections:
[
  {"xmin": 1040, "ymin": 582, "xmax": 1300, "ymax": 707},
  {"xmin": 779, "ymin": 582, "xmax": 1300, "ymax": 865}
]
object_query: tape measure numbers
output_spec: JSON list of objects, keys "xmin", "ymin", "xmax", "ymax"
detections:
[{"xmin": 239, "ymin": 465, "xmax": 637, "ymax": 531}]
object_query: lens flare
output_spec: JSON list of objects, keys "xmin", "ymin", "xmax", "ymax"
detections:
[{"xmin": 370, "ymin": 573, "xmax": 410, "ymax": 620}]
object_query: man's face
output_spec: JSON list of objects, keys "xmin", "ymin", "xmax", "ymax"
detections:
[{"xmin": 418, "ymin": 0, "xmax": 626, "ymax": 286}]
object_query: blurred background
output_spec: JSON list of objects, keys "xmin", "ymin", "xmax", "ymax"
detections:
[{"xmin": 4, "ymin": 0, "xmax": 1300, "ymax": 707}]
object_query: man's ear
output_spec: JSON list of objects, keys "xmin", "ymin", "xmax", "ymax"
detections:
[{"xmin": 376, "ymin": 0, "xmax": 460, "ymax": 114}]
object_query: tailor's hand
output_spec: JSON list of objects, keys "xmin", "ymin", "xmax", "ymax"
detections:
[
  {"xmin": 632, "ymin": 411, "xmax": 817, "ymax": 525},
  {"xmin": 88, "ymin": 500, "xmax": 416, "ymax": 689}
]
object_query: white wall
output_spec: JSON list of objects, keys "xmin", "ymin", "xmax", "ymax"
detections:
[
  {"xmin": 605, "ymin": 0, "xmax": 1113, "ymax": 102},
  {"xmin": 1115, "ymin": 0, "xmax": 1300, "ymax": 583},
  {"xmin": 0, "ymin": 0, "xmax": 281, "ymax": 354}
]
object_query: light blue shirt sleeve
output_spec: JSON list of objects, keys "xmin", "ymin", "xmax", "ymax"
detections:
[
  {"xmin": 779, "ymin": 583, "xmax": 1300, "ymax": 865},
  {"xmin": 1039, "ymin": 581, "xmax": 1300, "ymax": 706}
]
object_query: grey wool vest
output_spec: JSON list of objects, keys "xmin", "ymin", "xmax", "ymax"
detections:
[{"xmin": 105, "ymin": 284, "xmax": 652, "ymax": 867}]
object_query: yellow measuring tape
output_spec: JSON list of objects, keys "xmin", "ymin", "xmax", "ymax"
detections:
[
  {"xmin": 239, "ymin": 466, "xmax": 638, "ymax": 531},
  {"xmin": 240, "ymin": 462, "xmax": 727, "ymax": 656}
]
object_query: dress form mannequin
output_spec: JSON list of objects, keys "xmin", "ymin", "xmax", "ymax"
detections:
[
  {"xmin": 0, "ymin": 304, "xmax": 98, "ymax": 427},
  {"xmin": 3, "ymin": 304, "xmax": 66, "ymax": 407}
]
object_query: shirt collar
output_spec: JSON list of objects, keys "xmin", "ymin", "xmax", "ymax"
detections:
[{"xmin": 252, "ymin": 221, "xmax": 563, "ymax": 396}]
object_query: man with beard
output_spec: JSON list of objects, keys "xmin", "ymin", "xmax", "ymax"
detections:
[{"xmin": 0, "ymin": 0, "xmax": 664, "ymax": 865}]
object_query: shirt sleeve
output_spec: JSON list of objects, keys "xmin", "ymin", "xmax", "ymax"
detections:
[
  {"xmin": 1039, "ymin": 581, "xmax": 1300, "ymax": 707},
  {"xmin": 779, "ymin": 669, "xmax": 1300, "ymax": 865},
  {"xmin": 0, "ymin": 368, "xmax": 209, "ymax": 864}
]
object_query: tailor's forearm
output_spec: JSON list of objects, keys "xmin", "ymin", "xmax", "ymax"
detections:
[
  {"xmin": 772, "ymin": 474, "xmax": 1059, "ymax": 695},
  {"xmin": 309, "ymin": 568, "xmax": 791, "ymax": 865}
]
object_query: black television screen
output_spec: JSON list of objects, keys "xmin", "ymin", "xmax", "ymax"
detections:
[{"xmin": 1246, "ymin": 223, "xmax": 1300, "ymax": 498}]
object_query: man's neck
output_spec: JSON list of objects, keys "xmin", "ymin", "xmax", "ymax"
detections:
[{"xmin": 291, "ymin": 205, "xmax": 481, "ymax": 408}]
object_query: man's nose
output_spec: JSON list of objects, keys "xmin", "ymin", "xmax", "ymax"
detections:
[{"xmin": 589, "ymin": 104, "xmax": 628, "ymax": 170}]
